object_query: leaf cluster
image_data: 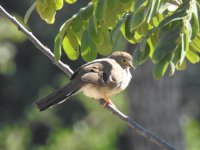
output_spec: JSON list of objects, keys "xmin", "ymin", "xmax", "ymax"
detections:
[
  {"xmin": 25, "ymin": 0, "xmax": 200, "ymax": 79},
  {"xmin": 53, "ymin": 0, "xmax": 133, "ymax": 62}
]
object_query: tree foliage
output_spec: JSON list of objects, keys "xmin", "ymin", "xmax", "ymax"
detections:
[{"xmin": 26, "ymin": 0, "xmax": 200, "ymax": 79}]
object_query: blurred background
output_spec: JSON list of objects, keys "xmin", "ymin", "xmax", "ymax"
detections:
[{"xmin": 0, "ymin": 0, "xmax": 200, "ymax": 150}]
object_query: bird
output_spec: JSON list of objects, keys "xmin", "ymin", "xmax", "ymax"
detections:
[{"xmin": 35, "ymin": 51, "xmax": 134, "ymax": 111}]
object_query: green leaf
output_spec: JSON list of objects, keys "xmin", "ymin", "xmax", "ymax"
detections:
[
  {"xmin": 172, "ymin": 41, "xmax": 187, "ymax": 70},
  {"xmin": 133, "ymin": 41, "xmax": 150, "ymax": 66},
  {"xmin": 133, "ymin": 0, "xmax": 147, "ymax": 10},
  {"xmin": 54, "ymin": 34, "xmax": 62, "ymax": 62},
  {"xmin": 186, "ymin": 46, "xmax": 200, "ymax": 64},
  {"xmin": 157, "ymin": 9, "xmax": 187, "ymax": 30},
  {"xmin": 176, "ymin": 59, "xmax": 186, "ymax": 70},
  {"xmin": 67, "ymin": 27, "xmax": 79, "ymax": 51},
  {"xmin": 80, "ymin": 2, "xmax": 93, "ymax": 21},
  {"xmin": 55, "ymin": 0, "xmax": 63, "ymax": 10},
  {"xmin": 172, "ymin": 44, "xmax": 181, "ymax": 65},
  {"xmin": 61, "ymin": 22, "xmax": 79, "ymax": 61},
  {"xmin": 111, "ymin": 14, "xmax": 128, "ymax": 43},
  {"xmin": 120, "ymin": 14, "xmax": 136, "ymax": 44},
  {"xmin": 103, "ymin": 1, "xmax": 121, "ymax": 28},
  {"xmin": 54, "ymin": 19, "xmax": 73, "ymax": 62},
  {"xmin": 116, "ymin": 1, "xmax": 132, "ymax": 13},
  {"xmin": 80, "ymin": 30, "xmax": 91, "ymax": 61},
  {"xmin": 103, "ymin": 10, "xmax": 118, "ymax": 28},
  {"xmin": 107, "ymin": 0, "xmax": 118, "ymax": 10},
  {"xmin": 196, "ymin": 1, "xmax": 200, "ymax": 29},
  {"xmin": 88, "ymin": 40, "xmax": 98, "ymax": 61},
  {"xmin": 62, "ymin": 36, "xmax": 79, "ymax": 60},
  {"xmin": 74, "ymin": 27, "xmax": 85, "ymax": 44},
  {"xmin": 139, "ymin": 39, "xmax": 148, "ymax": 59},
  {"xmin": 24, "ymin": 2, "xmax": 36, "ymax": 24},
  {"xmin": 152, "ymin": 26, "xmax": 180, "ymax": 63},
  {"xmin": 180, "ymin": 30, "xmax": 189, "ymax": 64},
  {"xmin": 65, "ymin": 0, "xmax": 77, "ymax": 4},
  {"xmin": 95, "ymin": 0, "xmax": 106, "ymax": 20},
  {"xmin": 36, "ymin": 0, "xmax": 56, "ymax": 24},
  {"xmin": 153, "ymin": 54, "xmax": 172, "ymax": 80},
  {"xmin": 119, "ymin": 0, "xmax": 132, "ymax": 3},
  {"xmin": 168, "ymin": 62, "xmax": 175, "ymax": 76},
  {"xmin": 80, "ymin": 30, "xmax": 97, "ymax": 62},
  {"xmin": 97, "ymin": 24, "xmax": 112, "ymax": 56},
  {"xmin": 137, "ymin": 22, "xmax": 148, "ymax": 37},
  {"xmin": 88, "ymin": 17, "xmax": 103, "ymax": 45},
  {"xmin": 71, "ymin": 14, "xmax": 84, "ymax": 32},
  {"xmin": 190, "ymin": 33, "xmax": 200, "ymax": 53},
  {"xmin": 146, "ymin": 0, "xmax": 161, "ymax": 22},
  {"xmin": 59, "ymin": 18, "xmax": 73, "ymax": 37},
  {"xmin": 151, "ymin": 14, "xmax": 164, "ymax": 27},
  {"xmin": 190, "ymin": 12, "xmax": 199, "ymax": 40},
  {"xmin": 147, "ymin": 36, "xmax": 155, "ymax": 57},
  {"xmin": 130, "ymin": 6, "xmax": 147, "ymax": 32}
]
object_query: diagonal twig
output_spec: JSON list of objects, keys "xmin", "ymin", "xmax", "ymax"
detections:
[{"xmin": 0, "ymin": 5, "xmax": 177, "ymax": 150}]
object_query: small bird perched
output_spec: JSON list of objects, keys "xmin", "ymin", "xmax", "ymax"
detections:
[{"xmin": 35, "ymin": 51, "xmax": 134, "ymax": 111}]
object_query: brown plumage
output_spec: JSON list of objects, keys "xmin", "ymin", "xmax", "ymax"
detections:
[{"xmin": 35, "ymin": 51, "xmax": 134, "ymax": 111}]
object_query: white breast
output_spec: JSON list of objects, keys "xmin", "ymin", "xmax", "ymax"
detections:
[
  {"xmin": 81, "ymin": 68, "xmax": 132, "ymax": 99},
  {"xmin": 119, "ymin": 68, "xmax": 132, "ymax": 90}
]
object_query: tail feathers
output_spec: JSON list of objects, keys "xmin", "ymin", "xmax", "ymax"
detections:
[{"xmin": 35, "ymin": 82, "xmax": 79, "ymax": 111}]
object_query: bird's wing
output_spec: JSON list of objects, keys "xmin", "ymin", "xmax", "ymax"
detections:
[
  {"xmin": 80, "ymin": 62, "xmax": 107, "ymax": 85},
  {"xmin": 77, "ymin": 59, "xmax": 123, "ymax": 86}
]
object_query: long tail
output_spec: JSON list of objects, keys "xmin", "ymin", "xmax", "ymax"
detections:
[{"xmin": 35, "ymin": 82, "xmax": 80, "ymax": 111}]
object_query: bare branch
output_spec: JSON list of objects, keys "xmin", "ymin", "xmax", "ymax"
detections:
[
  {"xmin": 99, "ymin": 99, "xmax": 177, "ymax": 150},
  {"xmin": 0, "ymin": 5, "xmax": 177, "ymax": 150}
]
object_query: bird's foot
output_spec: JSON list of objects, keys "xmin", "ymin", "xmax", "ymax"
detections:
[{"xmin": 102, "ymin": 95, "xmax": 116, "ymax": 108}]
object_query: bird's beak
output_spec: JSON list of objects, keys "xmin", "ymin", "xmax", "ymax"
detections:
[{"xmin": 128, "ymin": 61, "xmax": 135, "ymax": 69}]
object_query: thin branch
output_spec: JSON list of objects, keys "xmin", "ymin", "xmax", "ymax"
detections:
[
  {"xmin": 0, "ymin": 5, "xmax": 177, "ymax": 150},
  {"xmin": 99, "ymin": 100, "xmax": 176, "ymax": 150}
]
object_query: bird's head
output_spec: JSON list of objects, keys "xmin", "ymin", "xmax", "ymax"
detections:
[{"xmin": 108, "ymin": 51, "xmax": 134, "ymax": 69}]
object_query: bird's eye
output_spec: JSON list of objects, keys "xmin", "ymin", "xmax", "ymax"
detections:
[{"xmin": 122, "ymin": 59, "xmax": 126, "ymax": 63}]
